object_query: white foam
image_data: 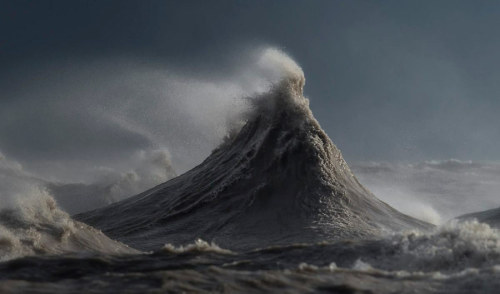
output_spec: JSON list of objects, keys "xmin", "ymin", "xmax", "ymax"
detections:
[
  {"xmin": 352, "ymin": 259, "xmax": 374, "ymax": 271},
  {"xmin": 389, "ymin": 220, "xmax": 500, "ymax": 270},
  {"xmin": 161, "ymin": 239, "xmax": 234, "ymax": 255}
]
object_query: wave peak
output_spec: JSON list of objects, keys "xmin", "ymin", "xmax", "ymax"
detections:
[{"xmin": 76, "ymin": 54, "xmax": 431, "ymax": 250}]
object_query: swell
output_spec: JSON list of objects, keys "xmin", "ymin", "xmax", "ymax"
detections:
[{"xmin": 76, "ymin": 59, "xmax": 431, "ymax": 250}]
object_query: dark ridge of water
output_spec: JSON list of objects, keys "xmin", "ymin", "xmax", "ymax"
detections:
[{"xmin": 76, "ymin": 75, "xmax": 430, "ymax": 251}]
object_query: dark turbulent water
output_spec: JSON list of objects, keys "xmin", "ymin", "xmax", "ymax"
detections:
[
  {"xmin": 2, "ymin": 226, "xmax": 500, "ymax": 293},
  {"xmin": 1, "ymin": 55, "xmax": 500, "ymax": 293}
]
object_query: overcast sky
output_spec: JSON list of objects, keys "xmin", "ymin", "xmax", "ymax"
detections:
[{"xmin": 2, "ymin": 0, "xmax": 500, "ymax": 176}]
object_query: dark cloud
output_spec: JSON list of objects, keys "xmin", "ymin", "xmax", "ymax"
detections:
[{"xmin": 1, "ymin": 0, "xmax": 500, "ymax": 167}]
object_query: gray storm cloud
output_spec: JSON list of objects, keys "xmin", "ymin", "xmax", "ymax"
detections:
[{"xmin": 0, "ymin": 47, "xmax": 303, "ymax": 214}]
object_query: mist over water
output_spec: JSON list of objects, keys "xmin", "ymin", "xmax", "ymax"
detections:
[{"xmin": 352, "ymin": 160, "xmax": 500, "ymax": 224}]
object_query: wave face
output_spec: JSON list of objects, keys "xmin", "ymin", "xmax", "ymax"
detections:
[{"xmin": 76, "ymin": 62, "xmax": 430, "ymax": 250}]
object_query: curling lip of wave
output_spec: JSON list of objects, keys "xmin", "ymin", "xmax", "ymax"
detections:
[{"xmin": 76, "ymin": 53, "xmax": 432, "ymax": 250}]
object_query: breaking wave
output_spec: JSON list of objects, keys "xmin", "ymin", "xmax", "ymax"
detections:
[
  {"xmin": 0, "ymin": 154, "xmax": 136, "ymax": 261},
  {"xmin": 0, "ymin": 195, "xmax": 136, "ymax": 261},
  {"xmin": 76, "ymin": 49, "xmax": 430, "ymax": 251}
]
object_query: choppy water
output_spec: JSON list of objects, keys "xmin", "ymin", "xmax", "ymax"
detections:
[{"xmin": 2, "ymin": 221, "xmax": 500, "ymax": 293}]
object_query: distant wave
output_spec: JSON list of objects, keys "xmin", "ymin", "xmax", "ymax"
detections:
[
  {"xmin": 76, "ymin": 49, "xmax": 430, "ymax": 251},
  {"xmin": 0, "ymin": 148, "xmax": 177, "ymax": 216},
  {"xmin": 0, "ymin": 154, "xmax": 137, "ymax": 261},
  {"xmin": 352, "ymin": 160, "xmax": 500, "ymax": 223}
]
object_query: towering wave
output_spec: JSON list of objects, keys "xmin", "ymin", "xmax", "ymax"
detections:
[{"xmin": 76, "ymin": 52, "xmax": 431, "ymax": 250}]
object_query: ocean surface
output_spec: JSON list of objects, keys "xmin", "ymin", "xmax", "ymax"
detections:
[{"xmin": 1, "ymin": 51, "xmax": 499, "ymax": 293}]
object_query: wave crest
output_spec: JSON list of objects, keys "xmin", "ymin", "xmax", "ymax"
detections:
[{"xmin": 161, "ymin": 239, "xmax": 234, "ymax": 255}]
